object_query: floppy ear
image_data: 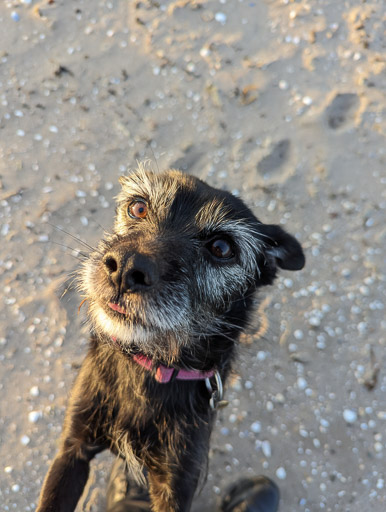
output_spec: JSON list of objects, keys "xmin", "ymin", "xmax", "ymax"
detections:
[{"xmin": 258, "ymin": 224, "xmax": 305, "ymax": 271}]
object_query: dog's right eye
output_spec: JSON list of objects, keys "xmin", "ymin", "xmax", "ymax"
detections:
[{"xmin": 128, "ymin": 200, "xmax": 148, "ymax": 219}]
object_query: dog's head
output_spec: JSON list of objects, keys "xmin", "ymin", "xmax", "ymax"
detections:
[{"xmin": 80, "ymin": 166, "xmax": 304, "ymax": 364}]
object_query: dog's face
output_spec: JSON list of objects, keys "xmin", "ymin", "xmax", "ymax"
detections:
[{"xmin": 80, "ymin": 167, "xmax": 304, "ymax": 363}]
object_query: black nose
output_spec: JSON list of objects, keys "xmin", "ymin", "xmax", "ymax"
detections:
[{"xmin": 103, "ymin": 251, "xmax": 159, "ymax": 293}]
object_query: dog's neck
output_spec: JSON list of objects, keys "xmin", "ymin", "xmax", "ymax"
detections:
[
  {"xmin": 131, "ymin": 352, "xmax": 215, "ymax": 383},
  {"xmin": 110, "ymin": 335, "xmax": 215, "ymax": 383}
]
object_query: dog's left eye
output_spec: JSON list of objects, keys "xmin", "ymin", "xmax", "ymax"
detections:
[
  {"xmin": 128, "ymin": 200, "xmax": 148, "ymax": 219},
  {"xmin": 207, "ymin": 239, "xmax": 234, "ymax": 260}
]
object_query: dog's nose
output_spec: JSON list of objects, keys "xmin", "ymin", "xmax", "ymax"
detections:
[{"xmin": 103, "ymin": 252, "xmax": 159, "ymax": 292}]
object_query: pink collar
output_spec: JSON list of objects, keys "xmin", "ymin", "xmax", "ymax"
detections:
[{"xmin": 132, "ymin": 353, "xmax": 215, "ymax": 384}]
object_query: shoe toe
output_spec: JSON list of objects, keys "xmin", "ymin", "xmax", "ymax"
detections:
[{"xmin": 221, "ymin": 476, "xmax": 280, "ymax": 512}]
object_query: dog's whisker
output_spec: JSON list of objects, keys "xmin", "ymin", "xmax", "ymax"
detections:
[{"xmin": 48, "ymin": 222, "xmax": 103, "ymax": 255}]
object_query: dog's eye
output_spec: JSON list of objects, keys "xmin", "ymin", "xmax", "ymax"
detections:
[
  {"xmin": 128, "ymin": 200, "xmax": 148, "ymax": 219},
  {"xmin": 208, "ymin": 239, "xmax": 234, "ymax": 260}
]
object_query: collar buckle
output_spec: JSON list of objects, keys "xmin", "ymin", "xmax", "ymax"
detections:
[{"xmin": 205, "ymin": 370, "xmax": 229, "ymax": 410}]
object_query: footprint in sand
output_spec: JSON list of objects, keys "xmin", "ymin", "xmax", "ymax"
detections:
[
  {"xmin": 257, "ymin": 139, "xmax": 292, "ymax": 183},
  {"xmin": 325, "ymin": 93, "xmax": 359, "ymax": 129}
]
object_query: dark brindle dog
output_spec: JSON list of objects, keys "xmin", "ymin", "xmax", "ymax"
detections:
[{"xmin": 37, "ymin": 167, "xmax": 305, "ymax": 512}]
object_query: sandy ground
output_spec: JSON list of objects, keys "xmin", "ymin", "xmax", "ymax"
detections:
[{"xmin": 0, "ymin": 1, "xmax": 385, "ymax": 511}]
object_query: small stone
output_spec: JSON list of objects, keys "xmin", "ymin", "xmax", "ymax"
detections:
[
  {"xmin": 215, "ymin": 12, "xmax": 227, "ymax": 24},
  {"xmin": 276, "ymin": 467, "xmax": 287, "ymax": 480},
  {"xmin": 343, "ymin": 409, "xmax": 357, "ymax": 424},
  {"xmin": 200, "ymin": 46, "xmax": 210, "ymax": 57},
  {"xmin": 251, "ymin": 421, "xmax": 262, "ymax": 434},
  {"xmin": 302, "ymin": 96, "xmax": 313, "ymax": 106},
  {"xmin": 4, "ymin": 466, "xmax": 13, "ymax": 474},
  {"xmin": 11, "ymin": 484, "xmax": 20, "ymax": 492},
  {"xmin": 278, "ymin": 80, "xmax": 289, "ymax": 90},
  {"xmin": 49, "ymin": 125, "xmax": 58, "ymax": 133},
  {"xmin": 309, "ymin": 316, "xmax": 321, "ymax": 327},
  {"xmin": 297, "ymin": 377, "xmax": 307, "ymax": 390},
  {"xmin": 20, "ymin": 435, "xmax": 30, "ymax": 446},
  {"xmin": 30, "ymin": 386, "xmax": 40, "ymax": 397},
  {"xmin": 256, "ymin": 351, "xmax": 266, "ymax": 361},
  {"xmin": 11, "ymin": 11, "xmax": 20, "ymax": 22},
  {"xmin": 294, "ymin": 329, "xmax": 304, "ymax": 340},
  {"xmin": 261, "ymin": 440, "xmax": 272, "ymax": 457},
  {"xmin": 28, "ymin": 411, "xmax": 42, "ymax": 423},
  {"xmin": 229, "ymin": 414, "xmax": 237, "ymax": 423}
]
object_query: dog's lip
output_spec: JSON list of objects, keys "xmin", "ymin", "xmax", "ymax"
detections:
[{"xmin": 108, "ymin": 302, "xmax": 127, "ymax": 315}]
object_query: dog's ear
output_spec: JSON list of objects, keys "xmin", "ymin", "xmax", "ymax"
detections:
[{"xmin": 258, "ymin": 224, "xmax": 305, "ymax": 271}]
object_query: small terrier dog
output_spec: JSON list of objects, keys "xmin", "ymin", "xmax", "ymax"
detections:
[{"xmin": 37, "ymin": 166, "xmax": 305, "ymax": 512}]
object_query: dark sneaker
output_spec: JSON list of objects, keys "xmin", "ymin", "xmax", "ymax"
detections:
[
  {"xmin": 106, "ymin": 457, "xmax": 150, "ymax": 512},
  {"xmin": 220, "ymin": 476, "xmax": 280, "ymax": 512}
]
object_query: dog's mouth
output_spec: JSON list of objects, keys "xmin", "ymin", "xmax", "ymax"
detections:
[{"xmin": 108, "ymin": 302, "xmax": 128, "ymax": 315}]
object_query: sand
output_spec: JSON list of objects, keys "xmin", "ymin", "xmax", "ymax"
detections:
[{"xmin": 0, "ymin": 1, "xmax": 385, "ymax": 511}]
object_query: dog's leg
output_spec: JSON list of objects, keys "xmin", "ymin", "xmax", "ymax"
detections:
[
  {"xmin": 36, "ymin": 445, "xmax": 92, "ymax": 512},
  {"xmin": 148, "ymin": 468, "xmax": 200, "ymax": 512},
  {"xmin": 37, "ymin": 354, "xmax": 108, "ymax": 512},
  {"xmin": 147, "ymin": 431, "xmax": 209, "ymax": 512}
]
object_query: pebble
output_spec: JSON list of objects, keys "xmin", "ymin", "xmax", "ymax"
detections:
[
  {"xmin": 11, "ymin": 11, "xmax": 20, "ymax": 22},
  {"xmin": 302, "ymin": 96, "xmax": 313, "ymax": 106},
  {"xmin": 297, "ymin": 377, "xmax": 308, "ymax": 390},
  {"xmin": 20, "ymin": 435, "xmax": 30, "ymax": 446},
  {"xmin": 28, "ymin": 411, "xmax": 42, "ymax": 423},
  {"xmin": 215, "ymin": 12, "xmax": 227, "ymax": 24},
  {"xmin": 278, "ymin": 80, "xmax": 289, "ymax": 90},
  {"xmin": 261, "ymin": 440, "xmax": 272, "ymax": 458},
  {"xmin": 251, "ymin": 421, "xmax": 262, "ymax": 434},
  {"xmin": 309, "ymin": 316, "xmax": 321, "ymax": 327},
  {"xmin": 276, "ymin": 467, "xmax": 287, "ymax": 480},
  {"xmin": 4, "ymin": 466, "xmax": 13, "ymax": 474},
  {"xmin": 294, "ymin": 329, "xmax": 304, "ymax": 340},
  {"xmin": 11, "ymin": 484, "xmax": 20, "ymax": 492},
  {"xmin": 343, "ymin": 409, "xmax": 357, "ymax": 424},
  {"xmin": 200, "ymin": 47, "xmax": 210, "ymax": 58},
  {"xmin": 256, "ymin": 351, "xmax": 266, "ymax": 361}
]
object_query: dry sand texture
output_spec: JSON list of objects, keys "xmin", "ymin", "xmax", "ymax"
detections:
[{"xmin": 0, "ymin": 0, "xmax": 385, "ymax": 511}]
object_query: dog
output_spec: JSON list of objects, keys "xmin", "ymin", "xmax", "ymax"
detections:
[{"xmin": 37, "ymin": 166, "xmax": 305, "ymax": 512}]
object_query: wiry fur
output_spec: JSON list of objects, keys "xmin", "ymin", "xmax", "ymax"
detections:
[{"xmin": 37, "ymin": 166, "xmax": 305, "ymax": 512}]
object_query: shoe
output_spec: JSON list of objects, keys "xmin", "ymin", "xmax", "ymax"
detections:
[
  {"xmin": 220, "ymin": 476, "xmax": 280, "ymax": 512},
  {"xmin": 106, "ymin": 457, "xmax": 150, "ymax": 512}
]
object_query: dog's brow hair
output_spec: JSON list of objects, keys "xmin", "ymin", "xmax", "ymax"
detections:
[
  {"xmin": 195, "ymin": 200, "xmax": 232, "ymax": 231},
  {"xmin": 117, "ymin": 163, "xmax": 193, "ymax": 210}
]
